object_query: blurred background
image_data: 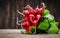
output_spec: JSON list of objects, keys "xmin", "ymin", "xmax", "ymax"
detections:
[{"xmin": 0, "ymin": 0, "xmax": 60, "ymax": 29}]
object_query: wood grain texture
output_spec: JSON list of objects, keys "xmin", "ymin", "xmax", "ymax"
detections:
[
  {"xmin": 0, "ymin": 0, "xmax": 60, "ymax": 29},
  {"xmin": 0, "ymin": 29, "xmax": 60, "ymax": 38}
]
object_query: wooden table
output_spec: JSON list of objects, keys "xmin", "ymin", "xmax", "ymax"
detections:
[{"xmin": 0, "ymin": 29, "xmax": 60, "ymax": 38}]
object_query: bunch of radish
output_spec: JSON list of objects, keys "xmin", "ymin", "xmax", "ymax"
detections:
[
  {"xmin": 17, "ymin": 3, "xmax": 59, "ymax": 34},
  {"xmin": 20, "ymin": 3, "xmax": 46, "ymax": 33}
]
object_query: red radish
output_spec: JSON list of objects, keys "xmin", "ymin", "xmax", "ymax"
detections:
[
  {"xmin": 28, "ymin": 8, "xmax": 35, "ymax": 15},
  {"xmin": 37, "ymin": 3, "xmax": 46, "ymax": 15},
  {"xmin": 27, "ymin": 5, "xmax": 35, "ymax": 15},
  {"xmin": 29, "ymin": 14, "xmax": 35, "ymax": 22},
  {"xmin": 25, "ymin": 21, "xmax": 31, "ymax": 27},
  {"xmin": 24, "ymin": 16, "xmax": 30, "ymax": 22},
  {"xmin": 33, "ymin": 10, "xmax": 36, "ymax": 15},
  {"xmin": 36, "ymin": 14, "xmax": 42, "ymax": 21},
  {"xmin": 35, "ymin": 7, "xmax": 44, "ymax": 15},
  {"xmin": 38, "ymin": 7, "xmax": 45, "ymax": 15},
  {"xmin": 21, "ymin": 22, "xmax": 26, "ymax": 28},
  {"xmin": 21, "ymin": 21, "xmax": 30, "ymax": 28},
  {"xmin": 23, "ymin": 10, "xmax": 30, "ymax": 17},
  {"xmin": 21, "ymin": 22, "xmax": 31, "ymax": 33},
  {"xmin": 32, "ymin": 20, "xmax": 38, "ymax": 26},
  {"xmin": 25, "ymin": 26, "xmax": 31, "ymax": 33},
  {"xmin": 35, "ymin": 6, "xmax": 39, "ymax": 15},
  {"xmin": 35, "ymin": 3, "xmax": 46, "ymax": 15}
]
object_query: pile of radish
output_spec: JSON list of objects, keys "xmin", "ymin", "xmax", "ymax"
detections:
[
  {"xmin": 17, "ymin": 3, "xmax": 59, "ymax": 34},
  {"xmin": 21, "ymin": 3, "xmax": 45, "ymax": 34}
]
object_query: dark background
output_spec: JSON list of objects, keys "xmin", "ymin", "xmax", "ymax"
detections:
[{"xmin": 0, "ymin": 0, "xmax": 60, "ymax": 29}]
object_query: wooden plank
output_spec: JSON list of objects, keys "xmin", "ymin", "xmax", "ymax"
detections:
[
  {"xmin": 5, "ymin": 0, "xmax": 10, "ymax": 29},
  {"xmin": 0, "ymin": 34, "xmax": 60, "ymax": 38},
  {"xmin": 10, "ymin": 0, "xmax": 16, "ymax": 29},
  {"xmin": 0, "ymin": 29, "xmax": 25, "ymax": 33},
  {"xmin": 0, "ymin": 29, "xmax": 60, "ymax": 38}
]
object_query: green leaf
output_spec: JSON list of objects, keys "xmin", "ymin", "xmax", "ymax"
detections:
[
  {"xmin": 44, "ymin": 14, "xmax": 54, "ymax": 20},
  {"xmin": 47, "ymin": 25, "xmax": 59, "ymax": 34},
  {"xmin": 43, "ymin": 9, "xmax": 50, "ymax": 16},
  {"xmin": 30, "ymin": 26, "xmax": 36, "ymax": 33},
  {"xmin": 38, "ymin": 19, "xmax": 49, "ymax": 31}
]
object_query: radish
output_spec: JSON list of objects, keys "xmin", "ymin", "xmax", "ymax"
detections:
[
  {"xmin": 35, "ymin": 6, "xmax": 39, "ymax": 15},
  {"xmin": 24, "ymin": 16, "xmax": 30, "ymax": 22},
  {"xmin": 21, "ymin": 22, "xmax": 26, "ymax": 28},
  {"xmin": 23, "ymin": 10, "xmax": 30, "ymax": 17},
  {"xmin": 38, "ymin": 7, "xmax": 45, "ymax": 15},
  {"xmin": 21, "ymin": 21, "xmax": 31, "ymax": 28},
  {"xmin": 29, "ymin": 14, "xmax": 35, "ymax": 22},
  {"xmin": 32, "ymin": 20, "xmax": 38, "ymax": 26},
  {"xmin": 36, "ymin": 14, "xmax": 42, "ymax": 21},
  {"xmin": 21, "ymin": 21, "xmax": 31, "ymax": 33},
  {"xmin": 28, "ymin": 7, "xmax": 35, "ymax": 15},
  {"xmin": 25, "ymin": 26, "xmax": 31, "ymax": 33}
]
